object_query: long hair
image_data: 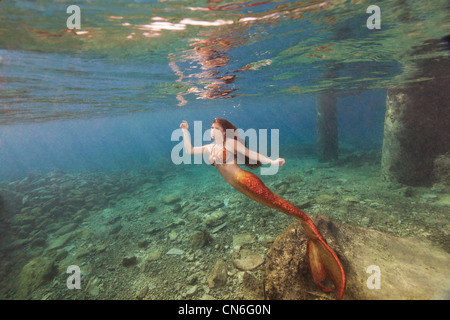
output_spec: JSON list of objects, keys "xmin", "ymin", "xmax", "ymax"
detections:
[{"xmin": 213, "ymin": 118, "xmax": 262, "ymax": 169}]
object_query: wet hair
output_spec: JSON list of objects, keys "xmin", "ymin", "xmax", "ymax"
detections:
[{"xmin": 212, "ymin": 118, "xmax": 262, "ymax": 169}]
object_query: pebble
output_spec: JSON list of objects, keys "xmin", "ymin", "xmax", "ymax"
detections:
[
  {"xmin": 185, "ymin": 285, "xmax": 197, "ymax": 297},
  {"xmin": 361, "ymin": 217, "xmax": 370, "ymax": 227},
  {"xmin": 161, "ymin": 194, "xmax": 181, "ymax": 205},
  {"xmin": 147, "ymin": 250, "xmax": 162, "ymax": 261},
  {"xmin": 421, "ymin": 194, "xmax": 438, "ymax": 201},
  {"xmin": 136, "ymin": 286, "xmax": 148, "ymax": 300},
  {"xmin": 46, "ymin": 233, "xmax": 72, "ymax": 251},
  {"xmin": 169, "ymin": 231, "xmax": 178, "ymax": 241},
  {"xmin": 232, "ymin": 234, "xmax": 254, "ymax": 248},
  {"xmin": 203, "ymin": 209, "xmax": 227, "ymax": 227},
  {"xmin": 122, "ymin": 255, "xmax": 137, "ymax": 267},
  {"xmin": 166, "ymin": 248, "xmax": 184, "ymax": 255},
  {"xmin": 207, "ymin": 259, "xmax": 228, "ymax": 288},
  {"xmin": 190, "ymin": 230, "xmax": 210, "ymax": 250},
  {"xmin": 315, "ymin": 194, "xmax": 337, "ymax": 204},
  {"xmin": 110, "ymin": 222, "xmax": 122, "ymax": 234},
  {"xmin": 297, "ymin": 200, "xmax": 311, "ymax": 209},
  {"xmin": 138, "ymin": 240, "xmax": 149, "ymax": 248},
  {"xmin": 212, "ymin": 222, "xmax": 227, "ymax": 234},
  {"xmin": 232, "ymin": 249, "xmax": 264, "ymax": 271},
  {"xmin": 343, "ymin": 196, "xmax": 359, "ymax": 203}
]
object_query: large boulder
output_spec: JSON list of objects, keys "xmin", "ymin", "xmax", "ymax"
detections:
[
  {"xmin": 14, "ymin": 257, "xmax": 58, "ymax": 299},
  {"xmin": 265, "ymin": 216, "xmax": 450, "ymax": 300}
]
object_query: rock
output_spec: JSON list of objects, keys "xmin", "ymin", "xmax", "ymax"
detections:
[
  {"xmin": 435, "ymin": 193, "xmax": 450, "ymax": 206},
  {"xmin": 147, "ymin": 250, "xmax": 162, "ymax": 261},
  {"xmin": 138, "ymin": 240, "xmax": 149, "ymax": 248},
  {"xmin": 15, "ymin": 257, "xmax": 57, "ymax": 299},
  {"xmin": 30, "ymin": 237, "xmax": 47, "ymax": 249},
  {"xmin": 431, "ymin": 183, "xmax": 446, "ymax": 193},
  {"xmin": 401, "ymin": 187, "xmax": 414, "ymax": 197},
  {"xmin": 20, "ymin": 224, "xmax": 33, "ymax": 233},
  {"xmin": 261, "ymin": 237, "xmax": 275, "ymax": 248},
  {"xmin": 162, "ymin": 194, "xmax": 181, "ymax": 205},
  {"xmin": 106, "ymin": 215, "xmax": 121, "ymax": 225},
  {"xmin": 110, "ymin": 222, "xmax": 122, "ymax": 234},
  {"xmin": 265, "ymin": 216, "xmax": 450, "ymax": 300},
  {"xmin": 211, "ymin": 222, "xmax": 227, "ymax": 234},
  {"xmin": 137, "ymin": 286, "xmax": 148, "ymax": 300},
  {"xmin": 122, "ymin": 255, "xmax": 137, "ymax": 267},
  {"xmin": 11, "ymin": 213, "xmax": 35, "ymax": 225},
  {"xmin": 46, "ymin": 233, "xmax": 72, "ymax": 251},
  {"xmin": 74, "ymin": 208, "xmax": 88, "ymax": 218},
  {"xmin": 315, "ymin": 194, "xmax": 337, "ymax": 204},
  {"xmin": 242, "ymin": 272, "xmax": 264, "ymax": 300},
  {"xmin": 421, "ymin": 194, "xmax": 438, "ymax": 201},
  {"xmin": 54, "ymin": 223, "xmax": 78, "ymax": 236},
  {"xmin": 146, "ymin": 226, "xmax": 162, "ymax": 235},
  {"xmin": 169, "ymin": 231, "xmax": 178, "ymax": 241},
  {"xmin": 55, "ymin": 250, "xmax": 69, "ymax": 261},
  {"xmin": 142, "ymin": 204, "xmax": 157, "ymax": 213},
  {"xmin": 185, "ymin": 285, "xmax": 197, "ymax": 297},
  {"xmin": 208, "ymin": 201, "xmax": 225, "ymax": 211},
  {"xmin": 186, "ymin": 274, "xmax": 198, "ymax": 285},
  {"xmin": 433, "ymin": 154, "xmax": 450, "ymax": 186},
  {"xmin": 87, "ymin": 277, "xmax": 100, "ymax": 296},
  {"xmin": 4, "ymin": 239, "xmax": 30, "ymax": 252},
  {"xmin": 343, "ymin": 196, "xmax": 359, "ymax": 203},
  {"xmin": 232, "ymin": 249, "xmax": 264, "ymax": 271},
  {"xmin": 297, "ymin": 200, "xmax": 312, "ymax": 209},
  {"xmin": 190, "ymin": 230, "xmax": 211, "ymax": 250},
  {"xmin": 203, "ymin": 209, "xmax": 227, "ymax": 227},
  {"xmin": 232, "ymin": 234, "xmax": 254, "ymax": 248},
  {"xmin": 207, "ymin": 259, "xmax": 228, "ymax": 288},
  {"xmin": 361, "ymin": 217, "xmax": 370, "ymax": 227},
  {"xmin": 166, "ymin": 248, "xmax": 184, "ymax": 255},
  {"xmin": 74, "ymin": 247, "xmax": 95, "ymax": 260}
]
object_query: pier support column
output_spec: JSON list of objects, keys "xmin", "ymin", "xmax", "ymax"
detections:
[
  {"xmin": 381, "ymin": 56, "xmax": 450, "ymax": 186},
  {"xmin": 316, "ymin": 92, "xmax": 338, "ymax": 162}
]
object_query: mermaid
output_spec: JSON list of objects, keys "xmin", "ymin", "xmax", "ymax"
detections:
[{"xmin": 180, "ymin": 118, "xmax": 346, "ymax": 299}]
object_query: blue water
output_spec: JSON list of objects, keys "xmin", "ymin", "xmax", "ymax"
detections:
[
  {"xmin": 0, "ymin": 89, "xmax": 385, "ymax": 178},
  {"xmin": 0, "ymin": 0, "xmax": 449, "ymax": 300}
]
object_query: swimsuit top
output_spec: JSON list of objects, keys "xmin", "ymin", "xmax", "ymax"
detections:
[{"xmin": 209, "ymin": 144, "xmax": 233, "ymax": 166}]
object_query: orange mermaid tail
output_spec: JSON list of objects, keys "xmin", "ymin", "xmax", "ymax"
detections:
[{"xmin": 230, "ymin": 169, "xmax": 346, "ymax": 300}]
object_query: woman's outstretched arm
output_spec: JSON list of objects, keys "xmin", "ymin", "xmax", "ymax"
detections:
[
  {"xmin": 232, "ymin": 138, "xmax": 285, "ymax": 166},
  {"xmin": 180, "ymin": 120, "xmax": 212, "ymax": 155}
]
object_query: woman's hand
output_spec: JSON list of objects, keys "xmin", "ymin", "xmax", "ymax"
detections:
[
  {"xmin": 270, "ymin": 158, "xmax": 285, "ymax": 166},
  {"xmin": 180, "ymin": 120, "xmax": 189, "ymax": 130}
]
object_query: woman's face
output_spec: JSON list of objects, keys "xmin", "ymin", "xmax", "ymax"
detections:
[{"xmin": 211, "ymin": 122, "xmax": 224, "ymax": 140}]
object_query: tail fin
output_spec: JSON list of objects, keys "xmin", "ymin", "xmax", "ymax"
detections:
[
  {"xmin": 307, "ymin": 238, "xmax": 346, "ymax": 300},
  {"xmin": 233, "ymin": 169, "xmax": 346, "ymax": 299}
]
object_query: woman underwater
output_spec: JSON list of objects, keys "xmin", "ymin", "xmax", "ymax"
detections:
[{"xmin": 180, "ymin": 118, "xmax": 346, "ymax": 300}]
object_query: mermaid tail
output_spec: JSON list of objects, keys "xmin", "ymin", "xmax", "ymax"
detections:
[{"xmin": 230, "ymin": 169, "xmax": 346, "ymax": 300}]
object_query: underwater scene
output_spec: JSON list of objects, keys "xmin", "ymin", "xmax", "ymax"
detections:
[{"xmin": 0, "ymin": 0, "xmax": 449, "ymax": 301}]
